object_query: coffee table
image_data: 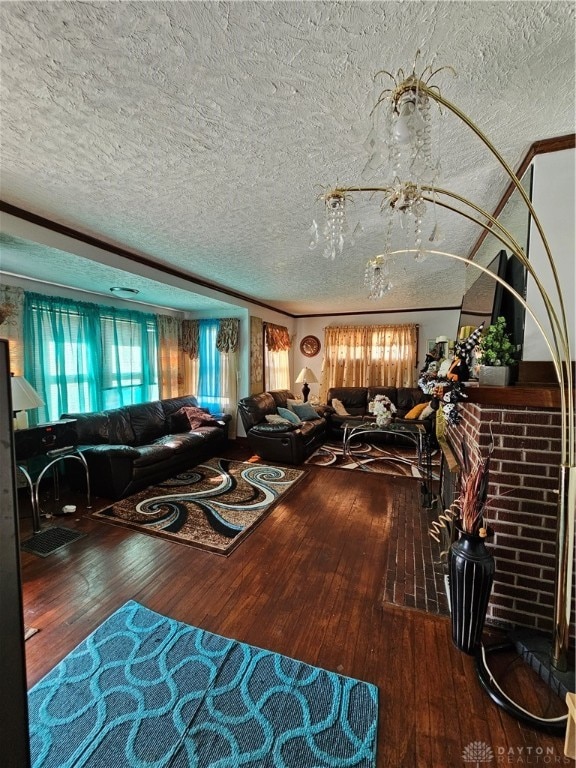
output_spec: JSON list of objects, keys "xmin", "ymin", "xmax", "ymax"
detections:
[{"xmin": 341, "ymin": 418, "xmax": 434, "ymax": 506}]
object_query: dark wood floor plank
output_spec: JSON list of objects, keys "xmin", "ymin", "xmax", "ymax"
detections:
[{"xmin": 18, "ymin": 441, "xmax": 570, "ymax": 764}]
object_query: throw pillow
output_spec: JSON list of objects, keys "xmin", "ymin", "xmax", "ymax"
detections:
[
  {"xmin": 179, "ymin": 406, "xmax": 220, "ymax": 430},
  {"xmin": 286, "ymin": 398, "xmax": 304, "ymax": 412},
  {"xmin": 265, "ymin": 414, "xmax": 292, "ymax": 424},
  {"xmin": 418, "ymin": 404, "xmax": 435, "ymax": 420},
  {"xmin": 168, "ymin": 409, "xmax": 192, "ymax": 433},
  {"xmin": 404, "ymin": 402, "xmax": 429, "ymax": 419},
  {"xmin": 331, "ymin": 398, "xmax": 350, "ymax": 416},
  {"xmin": 277, "ymin": 406, "xmax": 302, "ymax": 424},
  {"xmin": 438, "ymin": 358, "xmax": 452, "ymax": 378},
  {"xmin": 291, "ymin": 402, "xmax": 321, "ymax": 421}
]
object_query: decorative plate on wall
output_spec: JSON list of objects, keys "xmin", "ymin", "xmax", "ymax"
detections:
[{"xmin": 300, "ymin": 335, "xmax": 321, "ymax": 357}]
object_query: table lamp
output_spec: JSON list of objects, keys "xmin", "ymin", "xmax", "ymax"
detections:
[
  {"xmin": 11, "ymin": 374, "xmax": 44, "ymax": 430},
  {"xmin": 295, "ymin": 367, "xmax": 318, "ymax": 402}
]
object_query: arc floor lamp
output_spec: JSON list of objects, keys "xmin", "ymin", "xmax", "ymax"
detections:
[{"xmin": 313, "ymin": 54, "xmax": 574, "ymax": 732}]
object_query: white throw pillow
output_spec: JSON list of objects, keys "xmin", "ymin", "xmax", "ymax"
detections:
[
  {"xmin": 418, "ymin": 404, "xmax": 435, "ymax": 420},
  {"xmin": 438, "ymin": 359, "xmax": 452, "ymax": 378},
  {"xmin": 331, "ymin": 398, "xmax": 350, "ymax": 416},
  {"xmin": 286, "ymin": 398, "xmax": 304, "ymax": 412},
  {"xmin": 265, "ymin": 414, "xmax": 291, "ymax": 424}
]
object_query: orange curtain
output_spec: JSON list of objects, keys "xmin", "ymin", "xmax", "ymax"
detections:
[
  {"xmin": 320, "ymin": 323, "xmax": 418, "ymax": 401},
  {"xmin": 264, "ymin": 323, "xmax": 291, "ymax": 352}
]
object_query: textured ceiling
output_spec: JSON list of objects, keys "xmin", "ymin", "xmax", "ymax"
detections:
[{"xmin": 0, "ymin": 1, "xmax": 574, "ymax": 316}]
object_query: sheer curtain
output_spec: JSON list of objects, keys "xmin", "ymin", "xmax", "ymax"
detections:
[
  {"xmin": 24, "ymin": 293, "xmax": 102, "ymax": 423},
  {"xmin": 264, "ymin": 323, "xmax": 291, "ymax": 390},
  {"xmin": 319, "ymin": 323, "xmax": 418, "ymax": 401},
  {"xmin": 217, "ymin": 319, "xmax": 240, "ymax": 436},
  {"xmin": 23, "ymin": 293, "xmax": 159, "ymax": 423}
]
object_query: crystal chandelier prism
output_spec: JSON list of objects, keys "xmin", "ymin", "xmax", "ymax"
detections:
[{"xmin": 365, "ymin": 254, "xmax": 393, "ymax": 300}]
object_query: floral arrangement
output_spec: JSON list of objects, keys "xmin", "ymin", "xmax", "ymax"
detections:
[
  {"xmin": 477, "ymin": 316, "xmax": 516, "ymax": 367},
  {"xmin": 368, "ymin": 394, "xmax": 397, "ymax": 427}
]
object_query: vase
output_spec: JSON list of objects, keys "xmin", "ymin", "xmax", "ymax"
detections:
[
  {"xmin": 448, "ymin": 524, "xmax": 495, "ymax": 655},
  {"xmin": 478, "ymin": 365, "xmax": 512, "ymax": 386}
]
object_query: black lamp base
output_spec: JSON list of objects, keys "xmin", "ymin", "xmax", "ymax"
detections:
[{"xmin": 301, "ymin": 383, "xmax": 310, "ymax": 402}]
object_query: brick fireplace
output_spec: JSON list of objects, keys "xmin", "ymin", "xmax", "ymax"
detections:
[{"xmin": 442, "ymin": 385, "xmax": 575, "ymax": 644}]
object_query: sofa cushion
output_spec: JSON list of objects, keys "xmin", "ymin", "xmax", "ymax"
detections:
[
  {"xmin": 131, "ymin": 442, "xmax": 177, "ymax": 468},
  {"xmin": 291, "ymin": 402, "xmax": 321, "ymax": 421},
  {"xmin": 327, "ymin": 388, "xmax": 368, "ymax": 417},
  {"xmin": 252, "ymin": 422, "xmax": 296, "ymax": 434},
  {"xmin": 61, "ymin": 411, "xmax": 109, "ymax": 444},
  {"xmin": 168, "ymin": 409, "xmax": 192, "ymax": 433},
  {"xmin": 396, "ymin": 388, "xmax": 429, "ymax": 416},
  {"xmin": 367, "ymin": 387, "xmax": 398, "ymax": 405},
  {"xmin": 277, "ymin": 407, "xmax": 301, "ymax": 424},
  {"xmin": 161, "ymin": 395, "xmax": 199, "ymax": 417},
  {"xmin": 129, "ymin": 401, "xmax": 167, "ymax": 444},
  {"xmin": 238, "ymin": 392, "xmax": 277, "ymax": 431},
  {"xmin": 269, "ymin": 390, "xmax": 296, "ymax": 409},
  {"xmin": 106, "ymin": 408, "xmax": 137, "ymax": 445}
]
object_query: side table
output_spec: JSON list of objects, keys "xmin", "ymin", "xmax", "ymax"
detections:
[{"xmin": 17, "ymin": 448, "xmax": 91, "ymax": 534}]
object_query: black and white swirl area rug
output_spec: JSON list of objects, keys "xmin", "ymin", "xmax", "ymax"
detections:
[{"xmin": 93, "ymin": 459, "xmax": 305, "ymax": 555}]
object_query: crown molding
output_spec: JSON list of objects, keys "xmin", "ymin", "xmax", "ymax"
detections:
[{"xmin": 468, "ymin": 133, "xmax": 575, "ymax": 262}]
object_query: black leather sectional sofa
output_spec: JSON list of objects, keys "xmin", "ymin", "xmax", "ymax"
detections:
[
  {"xmin": 237, "ymin": 389, "xmax": 329, "ymax": 465},
  {"xmin": 61, "ymin": 395, "xmax": 231, "ymax": 500},
  {"xmin": 325, "ymin": 386, "xmax": 434, "ymax": 434}
]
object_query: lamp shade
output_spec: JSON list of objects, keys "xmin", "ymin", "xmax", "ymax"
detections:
[
  {"xmin": 295, "ymin": 367, "xmax": 318, "ymax": 384},
  {"xmin": 11, "ymin": 375, "xmax": 44, "ymax": 412},
  {"xmin": 435, "ymin": 335, "xmax": 449, "ymax": 343}
]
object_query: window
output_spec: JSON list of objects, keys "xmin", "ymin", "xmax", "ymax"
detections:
[{"xmin": 24, "ymin": 293, "xmax": 158, "ymax": 423}]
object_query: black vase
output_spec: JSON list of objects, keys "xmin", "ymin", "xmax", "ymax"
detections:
[{"xmin": 448, "ymin": 525, "xmax": 495, "ymax": 655}]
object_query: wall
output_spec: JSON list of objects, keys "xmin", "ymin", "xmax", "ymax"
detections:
[
  {"xmin": 523, "ymin": 148, "xmax": 575, "ymax": 362},
  {"xmin": 293, "ymin": 309, "xmax": 460, "ymax": 401}
]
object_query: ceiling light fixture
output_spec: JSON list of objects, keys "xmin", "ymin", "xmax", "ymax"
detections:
[
  {"xmin": 109, "ymin": 287, "xmax": 140, "ymax": 295},
  {"xmin": 315, "ymin": 52, "xmax": 574, "ymax": 731}
]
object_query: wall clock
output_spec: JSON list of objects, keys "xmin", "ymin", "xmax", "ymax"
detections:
[{"xmin": 300, "ymin": 335, "xmax": 321, "ymax": 357}]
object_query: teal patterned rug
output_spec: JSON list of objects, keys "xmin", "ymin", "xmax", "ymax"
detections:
[{"xmin": 28, "ymin": 601, "xmax": 378, "ymax": 767}]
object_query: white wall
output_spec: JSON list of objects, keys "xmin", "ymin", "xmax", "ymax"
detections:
[
  {"xmin": 524, "ymin": 149, "xmax": 575, "ymax": 363},
  {"xmin": 293, "ymin": 309, "xmax": 460, "ymax": 400}
]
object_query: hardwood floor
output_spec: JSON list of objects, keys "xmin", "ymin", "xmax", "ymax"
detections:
[{"xmin": 19, "ymin": 440, "xmax": 572, "ymax": 766}]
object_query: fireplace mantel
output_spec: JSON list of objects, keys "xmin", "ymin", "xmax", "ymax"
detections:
[{"xmin": 464, "ymin": 384, "xmax": 561, "ymax": 409}]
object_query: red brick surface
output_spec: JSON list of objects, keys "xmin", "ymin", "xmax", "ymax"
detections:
[{"xmin": 445, "ymin": 402, "xmax": 575, "ymax": 641}]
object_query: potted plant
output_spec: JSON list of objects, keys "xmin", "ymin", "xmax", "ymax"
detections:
[
  {"xmin": 477, "ymin": 316, "xmax": 516, "ymax": 386},
  {"xmin": 446, "ymin": 446, "xmax": 496, "ymax": 654}
]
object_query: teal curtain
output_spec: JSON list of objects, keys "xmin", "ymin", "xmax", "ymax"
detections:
[
  {"xmin": 197, "ymin": 319, "xmax": 221, "ymax": 410},
  {"xmin": 100, "ymin": 307, "xmax": 158, "ymax": 409},
  {"xmin": 24, "ymin": 293, "xmax": 101, "ymax": 423},
  {"xmin": 23, "ymin": 293, "xmax": 159, "ymax": 423}
]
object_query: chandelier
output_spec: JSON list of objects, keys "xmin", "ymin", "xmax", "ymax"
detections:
[{"xmin": 314, "ymin": 52, "xmax": 575, "ymax": 733}]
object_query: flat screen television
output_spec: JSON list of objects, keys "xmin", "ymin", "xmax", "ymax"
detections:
[{"xmin": 457, "ymin": 250, "xmax": 508, "ymax": 338}]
